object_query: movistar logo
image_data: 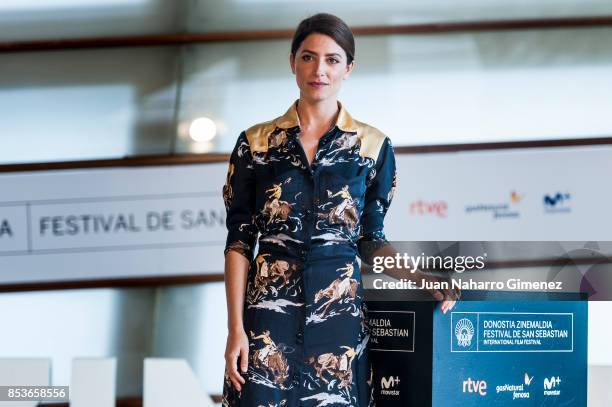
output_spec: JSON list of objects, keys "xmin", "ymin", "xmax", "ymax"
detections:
[
  {"xmin": 381, "ymin": 376, "xmax": 400, "ymax": 389},
  {"xmin": 544, "ymin": 193, "xmax": 570, "ymax": 207},
  {"xmin": 543, "ymin": 376, "xmax": 561, "ymax": 396},
  {"xmin": 544, "ymin": 192, "xmax": 571, "ymax": 214},
  {"xmin": 380, "ymin": 376, "xmax": 401, "ymax": 396}
]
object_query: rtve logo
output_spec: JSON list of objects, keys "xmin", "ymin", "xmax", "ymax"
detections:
[
  {"xmin": 462, "ymin": 377, "xmax": 487, "ymax": 396},
  {"xmin": 409, "ymin": 200, "xmax": 448, "ymax": 218}
]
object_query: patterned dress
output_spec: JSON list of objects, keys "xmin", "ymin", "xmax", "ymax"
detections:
[{"xmin": 222, "ymin": 100, "xmax": 397, "ymax": 407}]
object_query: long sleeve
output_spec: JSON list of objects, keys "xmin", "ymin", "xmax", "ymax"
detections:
[
  {"xmin": 222, "ymin": 131, "xmax": 258, "ymax": 260},
  {"xmin": 357, "ymin": 136, "xmax": 397, "ymax": 265}
]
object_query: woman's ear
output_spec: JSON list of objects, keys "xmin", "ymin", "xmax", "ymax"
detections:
[
  {"xmin": 289, "ymin": 53, "xmax": 296, "ymax": 74},
  {"xmin": 343, "ymin": 60, "xmax": 355, "ymax": 80}
]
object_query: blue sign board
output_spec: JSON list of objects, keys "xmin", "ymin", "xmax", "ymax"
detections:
[{"xmin": 433, "ymin": 301, "xmax": 587, "ymax": 406}]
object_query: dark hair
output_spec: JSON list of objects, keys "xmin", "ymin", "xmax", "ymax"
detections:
[{"xmin": 291, "ymin": 13, "xmax": 355, "ymax": 65}]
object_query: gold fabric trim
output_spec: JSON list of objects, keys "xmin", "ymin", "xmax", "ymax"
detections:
[
  {"xmin": 355, "ymin": 120, "xmax": 386, "ymax": 161},
  {"xmin": 245, "ymin": 121, "xmax": 274, "ymax": 154},
  {"xmin": 336, "ymin": 102, "xmax": 358, "ymax": 132},
  {"xmin": 245, "ymin": 100, "xmax": 386, "ymax": 161},
  {"xmin": 274, "ymin": 101, "xmax": 300, "ymax": 130}
]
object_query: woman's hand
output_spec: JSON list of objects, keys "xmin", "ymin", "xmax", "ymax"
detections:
[
  {"xmin": 415, "ymin": 270, "xmax": 461, "ymax": 314},
  {"xmin": 225, "ymin": 328, "xmax": 249, "ymax": 391}
]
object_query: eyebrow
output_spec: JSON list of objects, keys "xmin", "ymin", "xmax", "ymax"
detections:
[{"xmin": 301, "ymin": 49, "xmax": 343, "ymax": 58}]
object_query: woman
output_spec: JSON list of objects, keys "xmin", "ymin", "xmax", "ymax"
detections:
[{"xmin": 222, "ymin": 13, "xmax": 454, "ymax": 406}]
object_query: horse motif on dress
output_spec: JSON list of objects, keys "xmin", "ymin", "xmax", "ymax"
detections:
[
  {"xmin": 251, "ymin": 330, "xmax": 290, "ymax": 386},
  {"xmin": 327, "ymin": 132, "xmax": 360, "ymax": 159},
  {"xmin": 250, "ymin": 253, "xmax": 297, "ymax": 303},
  {"xmin": 262, "ymin": 181, "xmax": 294, "ymax": 225},
  {"xmin": 269, "ymin": 130, "xmax": 288, "ymax": 149},
  {"xmin": 307, "ymin": 346, "xmax": 356, "ymax": 389},
  {"xmin": 313, "ymin": 263, "xmax": 359, "ymax": 317},
  {"xmin": 324, "ymin": 185, "xmax": 358, "ymax": 231}
]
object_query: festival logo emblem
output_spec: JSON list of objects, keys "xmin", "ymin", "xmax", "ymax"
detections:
[{"xmin": 455, "ymin": 318, "xmax": 475, "ymax": 347}]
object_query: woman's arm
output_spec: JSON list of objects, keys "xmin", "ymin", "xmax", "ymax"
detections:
[
  {"xmin": 224, "ymin": 251, "xmax": 250, "ymax": 392},
  {"xmin": 357, "ymin": 136, "xmax": 458, "ymax": 313},
  {"xmin": 221, "ymin": 131, "xmax": 258, "ymax": 391}
]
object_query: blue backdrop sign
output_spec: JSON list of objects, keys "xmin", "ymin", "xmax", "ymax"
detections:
[{"xmin": 433, "ymin": 301, "xmax": 587, "ymax": 406}]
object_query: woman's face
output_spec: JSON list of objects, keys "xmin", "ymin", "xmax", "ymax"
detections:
[{"xmin": 290, "ymin": 33, "xmax": 354, "ymax": 104}]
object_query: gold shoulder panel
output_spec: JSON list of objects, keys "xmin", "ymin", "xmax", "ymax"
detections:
[
  {"xmin": 245, "ymin": 120, "xmax": 275, "ymax": 154},
  {"xmin": 354, "ymin": 120, "xmax": 387, "ymax": 162}
]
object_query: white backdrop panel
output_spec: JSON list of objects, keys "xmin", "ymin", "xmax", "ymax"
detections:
[
  {"xmin": 0, "ymin": 145, "xmax": 610, "ymax": 284},
  {"xmin": 0, "ymin": 164, "xmax": 228, "ymax": 283},
  {"xmin": 386, "ymin": 146, "xmax": 612, "ymax": 241}
]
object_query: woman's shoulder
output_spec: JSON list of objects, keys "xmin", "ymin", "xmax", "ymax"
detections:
[
  {"xmin": 244, "ymin": 119, "xmax": 276, "ymax": 141},
  {"xmin": 351, "ymin": 118, "xmax": 389, "ymax": 162},
  {"xmin": 242, "ymin": 102, "xmax": 296, "ymax": 152},
  {"xmin": 240, "ymin": 118, "xmax": 278, "ymax": 155}
]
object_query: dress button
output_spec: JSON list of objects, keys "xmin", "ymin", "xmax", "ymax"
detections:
[{"xmin": 296, "ymin": 332, "xmax": 304, "ymax": 344}]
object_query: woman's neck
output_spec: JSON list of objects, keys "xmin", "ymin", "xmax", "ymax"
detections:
[{"xmin": 296, "ymin": 97, "xmax": 339, "ymax": 132}]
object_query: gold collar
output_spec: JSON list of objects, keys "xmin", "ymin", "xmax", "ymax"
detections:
[{"xmin": 274, "ymin": 99, "xmax": 359, "ymax": 132}]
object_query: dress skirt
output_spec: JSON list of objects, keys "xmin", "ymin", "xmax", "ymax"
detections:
[{"xmin": 222, "ymin": 243, "xmax": 373, "ymax": 407}]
